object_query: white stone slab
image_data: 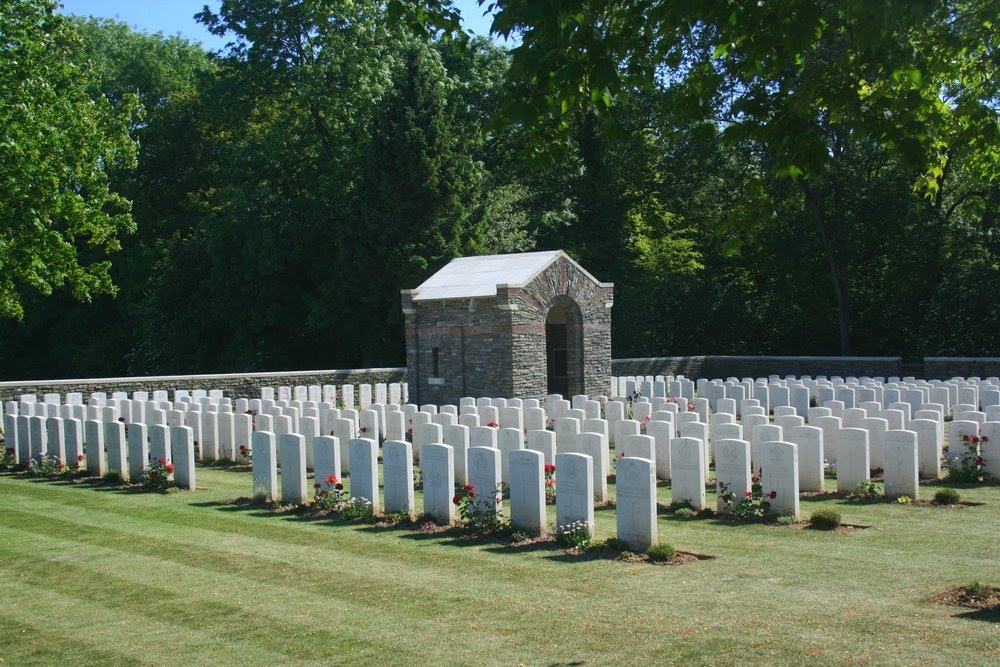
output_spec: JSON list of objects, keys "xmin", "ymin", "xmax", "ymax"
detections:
[
  {"xmin": 884, "ymin": 430, "xmax": 919, "ymax": 499},
  {"xmin": 170, "ymin": 425, "xmax": 196, "ymax": 490},
  {"xmin": 252, "ymin": 431, "xmax": 278, "ymax": 500},
  {"xmin": 420, "ymin": 443, "xmax": 455, "ymax": 525},
  {"xmin": 615, "ymin": 457, "xmax": 657, "ymax": 552},
  {"xmin": 279, "ymin": 433, "xmax": 307, "ymax": 504},
  {"xmin": 348, "ymin": 438, "xmax": 380, "ymax": 512},
  {"xmin": 669, "ymin": 436, "xmax": 706, "ymax": 510}
]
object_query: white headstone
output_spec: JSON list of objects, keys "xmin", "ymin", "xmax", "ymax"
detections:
[
  {"xmin": 576, "ymin": 432, "xmax": 608, "ymax": 502},
  {"xmin": 714, "ymin": 439, "xmax": 751, "ymax": 513},
  {"xmin": 836, "ymin": 428, "xmax": 870, "ymax": 493},
  {"xmin": 467, "ymin": 446, "xmax": 502, "ymax": 518},
  {"xmin": 348, "ymin": 438, "xmax": 380, "ymax": 512},
  {"xmin": 170, "ymin": 425, "xmax": 196, "ymax": 490},
  {"xmin": 420, "ymin": 443, "xmax": 455, "ymax": 525},
  {"xmin": 104, "ymin": 420, "xmax": 128, "ymax": 479},
  {"xmin": 758, "ymin": 441, "xmax": 799, "ymax": 519},
  {"xmin": 669, "ymin": 436, "xmax": 706, "ymax": 510},
  {"xmin": 84, "ymin": 420, "xmax": 105, "ymax": 476},
  {"xmin": 786, "ymin": 425, "xmax": 824, "ymax": 492},
  {"xmin": 279, "ymin": 433, "xmax": 307, "ymax": 504},
  {"xmin": 313, "ymin": 435, "xmax": 341, "ymax": 488},
  {"xmin": 526, "ymin": 429, "xmax": 556, "ymax": 466},
  {"xmin": 383, "ymin": 440, "xmax": 414, "ymax": 515},
  {"xmin": 884, "ymin": 430, "xmax": 919, "ymax": 499},
  {"xmin": 555, "ymin": 452, "xmax": 594, "ymax": 530},
  {"xmin": 251, "ymin": 431, "xmax": 278, "ymax": 500},
  {"xmin": 615, "ymin": 457, "xmax": 657, "ymax": 552},
  {"xmin": 910, "ymin": 418, "xmax": 942, "ymax": 479},
  {"xmin": 509, "ymin": 449, "xmax": 546, "ymax": 536}
]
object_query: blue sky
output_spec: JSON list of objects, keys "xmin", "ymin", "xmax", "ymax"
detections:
[{"xmin": 56, "ymin": 0, "xmax": 505, "ymax": 50}]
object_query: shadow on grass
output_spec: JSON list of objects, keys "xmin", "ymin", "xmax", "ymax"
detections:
[{"xmin": 951, "ymin": 607, "xmax": 1000, "ymax": 622}]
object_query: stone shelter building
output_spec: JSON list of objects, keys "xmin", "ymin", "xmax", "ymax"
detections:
[{"xmin": 401, "ymin": 250, "xmax": 614, "ymax": 405}]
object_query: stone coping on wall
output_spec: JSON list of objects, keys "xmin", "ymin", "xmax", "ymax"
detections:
[
  {"xmin": 924, "ymin": 357, "xmax": 1000, "ymax": 380},
  {"xmin": 612, "ymin": 355, "xmax": 904, "ymax": 380},
  {"xmin": 0, "ymin": 368, "xmax": 407, "ymax": 402},
  {"xmin": 5, "ymin": 356, "xmax": 999, "ymax": 401}
]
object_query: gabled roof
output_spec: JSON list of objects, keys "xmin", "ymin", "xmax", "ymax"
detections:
[{"xmin": 410, "ymin": 250, "xmax": 600, "ymax": 301}]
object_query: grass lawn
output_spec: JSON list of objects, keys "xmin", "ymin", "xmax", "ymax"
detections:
[{"xmin": 1, "ymin": 465, "xmax": 998, "ymax": 666}]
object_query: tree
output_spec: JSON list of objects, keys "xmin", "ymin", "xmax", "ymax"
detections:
[
  {"xmin": 422, "ymin": 0, "xmax": 1000, "ymax": 354},
  {"xmin": 0, "ymin": 0, "xmax": 139, "ymax": 319}
]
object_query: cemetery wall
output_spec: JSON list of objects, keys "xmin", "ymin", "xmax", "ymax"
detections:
[
  {"xmin": 924, "ymin": 357, "xmax": 1000, "ymax": 380},
  {"xmin": 0, "ymin": 367, "xmax": 406, "ymax": 402},
  {"xmin": 612, "ymin": 355, "xmax": 903, "ymax": 379}
]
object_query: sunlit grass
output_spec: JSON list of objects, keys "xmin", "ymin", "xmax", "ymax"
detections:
[{"xmin": 1, "ymin": 466, "xmax": 997, "ymax": 665}]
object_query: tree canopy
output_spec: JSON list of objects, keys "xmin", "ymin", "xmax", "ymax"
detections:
[
  {"xmin": 0, "ymin": 0, "xmax": 138, "ymax": 319},
  {"xmin": 0, "ymin": 0, "xmax": 997, "ymax": 378}
]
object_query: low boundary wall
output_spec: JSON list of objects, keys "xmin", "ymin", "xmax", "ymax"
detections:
[
  {"xmin": 0, "ymin": 368, "xmax": 407, "ymax": 402},
  {"xmin": 923, "ymin": 357, "xmax": 1000, "ymax": 380},
  {"xmin": 4, "ymin": 356, "xmax": 999, "ymax": 401},
  {"xmin": 611, "ymin": 355, "xmax": 903, "ymax": 380}
]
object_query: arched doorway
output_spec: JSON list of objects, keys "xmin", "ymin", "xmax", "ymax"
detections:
[{"xmin": 546, "ymin": 298, "xmax": 584, "ymax": 396}]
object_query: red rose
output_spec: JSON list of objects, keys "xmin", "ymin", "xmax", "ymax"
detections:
[
  {"xmin": 77, "ymin": 454, "xmax": 85, "ymax": 462},
  {"xmin": 452, "ymin": 495, "xmax": 460, "ymax": 505},
  {"xmin": 745, "ymin": 490, "xmax": 752, "ymax": 497},
  {"xmin": 768, "ymin": 490, "xmax": 777, "ymax": 499},
  {"xmin": 963, "ymin": 435, "xmax": 971, "ymax": 442},
  {"xmin": 359, "ymin": 426, "xmax": 367, "ymax": 433},
  {"xmin": 326, "ymin": 476, "xmax": 338, "ymax": 485},
  {"xmin": 464, "ymin": 484, "xmax": 475, "ymax": 492},
  {"xmin": 971, "ymin": 436, "xmax": 980, "ymax": 444},
  {"xmin": 977, "ymin": 456, "xmax": 984, "ymax": 465},
  {"xmin": 314, "ymin": 483, "xmax": 322, "ymax": 489},
  {"xmin": 165, "ymin": 463, "xmax": 174, "ymax": 474},
  {"xmin": 335, "ymin": 483, "xmax": 343, "ymax": 491},
  {"xmin": 982, "ymin": 436, "xmax": 989, "ymax": 443}
]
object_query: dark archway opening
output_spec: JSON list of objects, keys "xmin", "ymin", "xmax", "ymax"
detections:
[{"xmin": 546, "ymin": 299, "xmax": 584, "ymax": 396}]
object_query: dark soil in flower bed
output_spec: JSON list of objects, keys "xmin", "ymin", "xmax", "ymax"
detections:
[
  {"xmin": 929, "ymin": 585, "xmax": 1000, "ymax": 611},
  {"xmin": 789, "ymin": 522, "xmax": 871, "ymax": 534}
]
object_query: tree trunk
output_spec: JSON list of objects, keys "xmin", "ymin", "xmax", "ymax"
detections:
[{"xmin": 803, "ymin": 180, "xmax": 852, "ymax": 355}]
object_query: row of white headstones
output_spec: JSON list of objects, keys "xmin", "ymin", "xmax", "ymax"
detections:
[{"xmin": 6, "ymin": 374, "xmax": 1000, "ymax": 552}]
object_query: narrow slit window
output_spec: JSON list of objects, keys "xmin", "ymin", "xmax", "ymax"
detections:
[{"xmin": 432, "ymin": 347, "xmax": 440, "ymax": 377}]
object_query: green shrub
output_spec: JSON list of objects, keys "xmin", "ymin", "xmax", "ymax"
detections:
[
  {"xmin": 102, "ymin": 470, "xmax": 124, "ymax": 485},
  {"xmin": 809, "ymin": 509, "xmax": 842, "ymax": 530},
  {"xmin": 933, "ymin": 488, "xmax": 961, "ymax": 505},
  {"xmin": 674, "ymin": 507, "xmax": 697, "ymax": 518},
  {"xmin": 646, "ymin": 543, "xmax": 676, "ymax": 562},
  {"xmin": 603, "ymin": 537, "xmax": 631, "ymax": 552},
  {"xmin": 775, "ymin": 515, "xmax": 794, "ymax": 525},
  {"xmin": 848, "ymin": 480, "xmax": 882, "ymax": 500}
]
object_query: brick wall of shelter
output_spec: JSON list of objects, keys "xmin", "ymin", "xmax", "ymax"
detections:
[{"xmin": 507, "ymin": 256, "xmax": 613, "ymax": 398}]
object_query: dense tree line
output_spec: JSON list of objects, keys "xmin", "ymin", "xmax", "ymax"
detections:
[{"xmin": 0, "ymin": 0, "xmax": 997, "ymax": 380}]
